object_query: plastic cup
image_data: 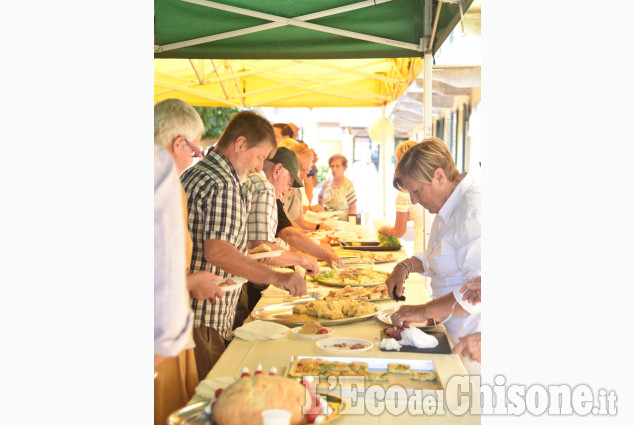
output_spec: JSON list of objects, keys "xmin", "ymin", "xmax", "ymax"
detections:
[{"xmin": 261, "ymin": 409, "xmax": 292, "ymax": 425}]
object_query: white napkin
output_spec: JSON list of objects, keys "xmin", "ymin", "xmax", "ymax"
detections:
[
  {"xmin": 379, "ymin": 338, "xmax": 402, "ymax": 351},
  {"xmin": 233, "ymin": 320, "xmax": 291, "ymax": 341},
  {"xmin": 194, "ymin": 376, "xmax": 236, "ymax": 399},
  {"xmin": 400, "ymin": 327, "xmax": 439, "ymax": 349}
]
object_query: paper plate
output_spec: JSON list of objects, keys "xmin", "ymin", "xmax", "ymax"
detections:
[
  {"xmin": 217, "ymin": 277, "xmax": 247, "ymax": 294},
  {"xmin": 290, "ymin": 326, "xmax": 335, "ymax": 340}
]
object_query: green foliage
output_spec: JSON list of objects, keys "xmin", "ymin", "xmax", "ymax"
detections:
[
  {"xmin": 378, "ymin": 231, "xmax": 401, "ymax": 247},
  {"xmin": 316, "ymin": 165, "xmax": 331, "ymax": 184},
  {"xmin": 193, "ymin": 106, "xmax": 243, "ymax": 139}
]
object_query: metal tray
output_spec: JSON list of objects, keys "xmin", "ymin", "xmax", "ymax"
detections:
[
  {"xmin": 312, "ymin": 270, "xmax": 389, "ymax": 287},
  {"xmin": 285, "ymin": 355, "xmax": 443, "ymax": 393},
  {"xmin": 250, "ymin": 299, "xmax": 378, "ymax": 327},
  {"xmin": 339, "ymin": 241, "xmax": 401, "ymax": 251},
  {"xmin": 168, "ymin": 392, "xmax": 349, "ymax": 425}
]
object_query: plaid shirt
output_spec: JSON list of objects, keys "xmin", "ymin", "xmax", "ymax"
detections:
[
  {"xmin": 180, "ymin": 151, "xmax": 247, "ymax": 340},
  {"xmin": 242, "ymin": 172, "xmax": 278, "ymax": 243}
]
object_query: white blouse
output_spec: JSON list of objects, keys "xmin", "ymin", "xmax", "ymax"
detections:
[{"xmin": 414, "ymin": 172, "xmax": 481, "ymax": 373}]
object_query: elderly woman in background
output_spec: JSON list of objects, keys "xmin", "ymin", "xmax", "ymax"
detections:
[
  {"xmin": 318, "ymin": 153, "xmax": 357, "ymax": 220},
  {"xmin": 379, "ymin": 141, "xmax": 424, "ymax": 254},
  {"xmin": 385, "ymin": 137, "xmax": 481, "ymax": 374}
]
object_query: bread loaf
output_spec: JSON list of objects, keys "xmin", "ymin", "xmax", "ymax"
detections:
[
  {"xmin": 214, "ymin": 374, "xmax": 311, "ymax": 425},
  {"xmin": 251, "ymin": 244, "xmax": 272, "ymax": 254}
]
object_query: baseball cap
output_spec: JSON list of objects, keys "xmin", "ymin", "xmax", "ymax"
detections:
[{"xmin": 269, "ymin": 147, "xmax": 304, "ymax": 188}]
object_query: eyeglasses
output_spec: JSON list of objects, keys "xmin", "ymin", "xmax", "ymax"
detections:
[{"xmin": 183, "ymin": 137, "xmax": 204, "ymax": 159}]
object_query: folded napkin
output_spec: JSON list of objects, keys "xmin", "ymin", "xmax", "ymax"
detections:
[
  {"xmin": 400, "ymin": 327, "xmax": 439, "ymax": 349},
  {"xmin": 194, "ymin": 376, "xmax": 236, "ymax": 399},
  {"xmin": 233, "ymin": 320, "xmax": 291, "ymax": 341}
]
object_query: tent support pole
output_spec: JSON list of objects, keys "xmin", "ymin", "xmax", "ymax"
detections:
[
  {"xmin": 423, "ymin": 0, "xmax": 434, "ymax": 138},
  {"xmin": 424, "ymin": 51, "xmax": 433, "ymax": 138}
]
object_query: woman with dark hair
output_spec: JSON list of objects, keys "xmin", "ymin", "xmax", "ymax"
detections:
[{"xmin": 318, "ymin": 153, "xmax": 357, "ymax": 220}]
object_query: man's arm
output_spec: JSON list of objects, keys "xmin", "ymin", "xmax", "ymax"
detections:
[
  {"xmin": 204, "ymin": 239, "xmax": 306, "ymax": 296},
  {"xmin": 277, "ymin": 227, "xmax": 341, "ymax": 267},
  {"xmin": 247, "ymin": 239, "xmax": 319, "ymax": 275}
]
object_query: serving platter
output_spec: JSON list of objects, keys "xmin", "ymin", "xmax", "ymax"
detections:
[
  {"xmin": 167, "ymin": 391, "xmax": 349, "ymax": 425},
  {"xmin": 312, "ymin": 270, "xmax": 389, "ymax": 287},
  {"xmin": 250, "ymin": 300, "xmax": 378, "ymax": 327},
  {"xmin": 339, "ymin": 241, "xmax": 402, "ymax": 251},
  {"xmin": 285, "ymin": 356, "xmax": 443, "ymax": 393}
]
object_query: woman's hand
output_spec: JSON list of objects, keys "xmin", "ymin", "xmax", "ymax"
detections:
[
  {"xmin": 378, "ymin": 225, "xmax": 392, "ymax": 236},
  {"xmin": 459, "ymin": 276, "xmax": 481, "ymax": 305},
  {"xmin": 385, "ymin": 264, "xmax": 408, "ymax": 300},
  {"xmin": 187, "ymin": 271, "xmax": 225, "ymax": 303},
  {"xmin": 390, "ymin": 304, "xmax": 427, "ymax": 328},
  {"xmin": 452, "ymin": 332, "xmax": 481, "ymax": 363}
]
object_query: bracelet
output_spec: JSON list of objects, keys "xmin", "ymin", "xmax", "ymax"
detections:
[
  {"xmin": 396, "ymin": 262, "xmax": 410, "ymax": 278},
  {"xmin": 406, "ymin": 257, "xmax": 414, "ymax": 272}
]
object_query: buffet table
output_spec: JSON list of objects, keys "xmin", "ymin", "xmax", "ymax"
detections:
[{"xmin": 185, "ymin": 248, "xmax": 480, "ymax": 424}]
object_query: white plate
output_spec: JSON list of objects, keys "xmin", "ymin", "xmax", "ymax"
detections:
[
  {"xmin": 376, "ymin": 308, "xmax": 438, "ymax": 329},
  {"xmin": 304, "ymin": 210, "xmax": 343, "ymax": 224},
  {"xmin": 216, "ymin": 277, "xmax": 247, "ymax": 294},
  {"xmin": 316, "ymin": 337, "xmax": 374, "ymax": 354},
  {"xmin": 248, "ymin": 250, "xmax": 283, "ymax": 260},
  {"xmin": 290, "ymin": 326, "xmax": 335, "ymax": 340}
]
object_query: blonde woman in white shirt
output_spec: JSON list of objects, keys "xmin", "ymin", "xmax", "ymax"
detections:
[
  {"xmin": 379, "ymin": 141, "xmax": 424, "ymax": 254},
  {"xmin": 385, "ymin": 137, "xmax": 481, "ymax": 374}
]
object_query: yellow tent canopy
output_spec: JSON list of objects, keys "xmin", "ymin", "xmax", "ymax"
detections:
[{"xmin": 154, "ymin": 57, "xmax": 423, "ymax": 108}]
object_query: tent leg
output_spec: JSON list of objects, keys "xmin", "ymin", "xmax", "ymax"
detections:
[{"xmin": 424, "ymin": 51, "xmax": 433, "ymax": 138}]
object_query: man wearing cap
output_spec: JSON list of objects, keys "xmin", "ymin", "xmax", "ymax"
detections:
[
  {"xmin": 236, "ymin": 147, "xmax": 344, "ymax": 317},
  {"xmin": 242, "ymin": 146, "xmax": 320, "ymax": 273}
]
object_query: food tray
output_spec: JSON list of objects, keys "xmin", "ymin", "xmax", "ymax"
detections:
[
  {"xmin": 250, "ymin": 300, "xmax": 378, "ymax": 327},
  {"xmin": 312, "ymin": 270, "xmax": 389, "ymax": 287},
  {"xmin": 285, "ymin": 356, "xmax": 443, "ymax": 394},
  {"xmin": 167, "ymin": 391, "xmax": 349, "ymax": 425},
  {"xmin": 339, "ymin": 241, "xmax": 402, "ymax": 251}
]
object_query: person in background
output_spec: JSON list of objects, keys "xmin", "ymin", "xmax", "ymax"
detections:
[
  {"xmin": 385, "ymin": 138, "xmax": 481, "ymax": 374},
  {"xmin": 379, "ymin": 141, "xmax": 425, "ymax": 254},
  {"xmin": 154, "ymin": 99, "xmax": 226, "ymax": 425},
  {"xmin": 318, "ymin": 153, "xmax": 357, "ymax": 220},
  {"xmin": 279, "ymin": 141, "xmax": 323, "ymax": 230},
  {"xmin": 181, "ymin": 111, "xmax": 307, "ymax": 380},
  {"xmin": 307, "ymin": 148, "xmax": 320, "ymax": 209},
  {"xmin": 273, "ymin": 123, "xmax": 293, "ymax": 144},
  {"xmin": 287, "ymin": 122, "xmax": 299, "ymax": 139}
]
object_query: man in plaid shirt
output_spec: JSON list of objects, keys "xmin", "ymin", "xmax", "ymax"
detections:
[{"xmin": 181, "ymin": 111, "xmax": 307, "ymax": 379}]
